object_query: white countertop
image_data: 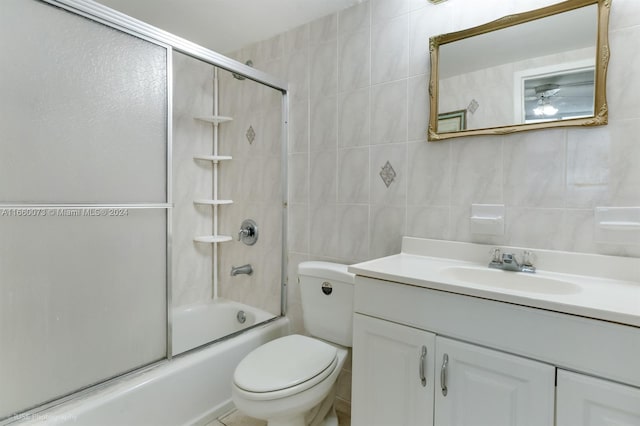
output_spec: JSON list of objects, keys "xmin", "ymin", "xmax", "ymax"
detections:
[{"xmin": 349, "ymin": 238, "xmax": 640, "ymax": 328}]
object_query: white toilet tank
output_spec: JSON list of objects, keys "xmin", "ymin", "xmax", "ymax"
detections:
[{"xmin": 298, "ymin": 261, "xmax": 355, "ymax": 347}]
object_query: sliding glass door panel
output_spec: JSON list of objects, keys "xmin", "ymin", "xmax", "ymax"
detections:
[
  {"xmin": 0, "ymin": 0, "xmax": 169, "ymax": 419},
  {"xmin": 0, "ymin": 0, "xmax": 167, "ymax": 203},
  {"xmin": 0, "ymin": 210, "xmax": 167, "ymax": 417}
]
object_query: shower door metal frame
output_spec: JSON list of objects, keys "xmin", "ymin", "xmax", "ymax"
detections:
[
  {"xmin": 2, "ymin": 0, "xmax": 289, "ymax": 422},
  {"xmin": 43, "ymin": 0, "xmax": 289, "ymax": 90}
]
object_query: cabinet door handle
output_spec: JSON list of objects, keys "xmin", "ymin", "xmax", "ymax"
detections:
[
  {"xmin": 440, "ymin": 353, "xmax": 448, "ymax": 396},
  {"xmin": 419, "ymin": 346, "xmax": 427, "ymax": 387}
]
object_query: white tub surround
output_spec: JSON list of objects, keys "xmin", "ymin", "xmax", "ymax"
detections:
[{"xmin": 349, "ymin": 237, "xmax": 640, "ymax": 426}]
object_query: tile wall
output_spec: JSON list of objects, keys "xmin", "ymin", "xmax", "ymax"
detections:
[
  {"xmin": 229, "ymin": 0, "xmax": 640, "ymax": 410},
  {"xmin": 218, "ymin": 69, "xmax": 284, "ymax": 317},
  {"xmin": 172, "ymin": 53, "xmax": 283, "ymax": 317}
]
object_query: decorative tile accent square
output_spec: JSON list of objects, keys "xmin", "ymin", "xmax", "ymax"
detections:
[
  {"xmin": 246, "ymin": 125, "xmax": 256, "ymax": 144},
  {"xmin": 467, "ymin": 99, "xmax": 479, "ymax": 114},
  {"xmin": 379, "ymin": 161, "xmax": 396, "ymax": 188}
]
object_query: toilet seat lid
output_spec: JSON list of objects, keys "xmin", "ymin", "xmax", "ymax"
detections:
[{"xmin": 234, "ymin": 334, "xmax": 338, "ymax": 393}]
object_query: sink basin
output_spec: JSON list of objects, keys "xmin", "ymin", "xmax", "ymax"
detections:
[{"xmin": 440, "ymin": 266, "xmax": 581, "ymax": 295}]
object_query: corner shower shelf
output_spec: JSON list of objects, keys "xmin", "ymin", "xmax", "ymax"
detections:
[
  {"xmin": 194, "ymin": 69, "xmax": 234, "ymax": 300},
  {"xmin": 193, "ymin": 155, "xmax": 232, "ymax": 163},
  {"xmin": 194, "ymin": 235, "xmax": 233, "ymax": 244},
  {"xmin": 193, "ymin": 199, "xmax": 233, "ymax": 206},
  {"xmin": 194, "ymin": 115, "xmax": 233, "ymax": 125}
]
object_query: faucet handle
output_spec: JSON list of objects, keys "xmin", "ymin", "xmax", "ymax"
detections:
[
  {"xmin": 237, "ymin": 219, "xmax": 258, "ymax": 245},
  {"xmin": 489, "ymin": 247, "xmax": 502, "ymax": 263},
  {"xmin": 522, "ymin": 250, "xmax": 535, "ymax": 267},
  {"xmin": 237, "ymin": 228, "xmax": 249, "ymax": 241}
]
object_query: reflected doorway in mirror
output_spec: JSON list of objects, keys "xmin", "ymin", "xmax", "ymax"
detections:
[{"xmin": 514, "ymin": 59, "xmax": 595, "ymax": 124}]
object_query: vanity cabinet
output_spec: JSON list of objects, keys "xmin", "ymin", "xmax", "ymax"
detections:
[
  {"xmin": 352, "ymin": 314, "xmax": 554, "ymax": 426},
  {"xmin": 351, "ymin": 275, "xmax": 640, "ymax": 426},
  {"xmin": 557, "ymin": 370, "xmax": 640, "ymax": 426}
]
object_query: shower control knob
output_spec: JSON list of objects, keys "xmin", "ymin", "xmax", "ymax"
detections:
[{"xmin": 238, "ymin": 219, "xmax": 258, "ymax": 246}]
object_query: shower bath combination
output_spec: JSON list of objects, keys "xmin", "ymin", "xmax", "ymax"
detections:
[{"xmin": 0, "ymin": 0, "xmax": 288, "ymax": 424}]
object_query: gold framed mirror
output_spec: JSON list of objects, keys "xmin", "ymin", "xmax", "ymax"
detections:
[{"xmin": 428, "ymin": 0, "xmax": 610, "ymax": 141}]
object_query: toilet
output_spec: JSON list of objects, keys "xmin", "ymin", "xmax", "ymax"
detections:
[{"xmin": 231, "ymin": 261, "xmax": 355, "ymax": 426}]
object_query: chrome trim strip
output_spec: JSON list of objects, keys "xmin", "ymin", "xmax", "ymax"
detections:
[
  {"xmin": 38, "ymin": 0, "xmax": 171, "ymax": 50},
  {"xmin": 280, "ymin": 91, "xmax": 289, "ymax": 316},
  {"xmin": 41, "ymin": 0, "xmax": 288, "ymax": 91},
  {"xmin": 165, "ymin": 46, "xmax": 174, "ymax": 360}
]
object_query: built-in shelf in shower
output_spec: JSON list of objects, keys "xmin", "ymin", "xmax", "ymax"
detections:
[
  {"xmin": 194, "ymin": 115, "xmax": 233, "ymax": 124},
  {"xmin": 193, "ymin": 199, "xmax": 233, "ymax": 206},
  {"xmin": 193, "ymin": 235, "xmax": 233, "ymax": 244},
  {"xmin": 193, "ymin": 155, "xmax": 232, "ymax": 163},
  {"xmin": 193, "ymin": 69, "xmax": 234, "ymax": 300}
]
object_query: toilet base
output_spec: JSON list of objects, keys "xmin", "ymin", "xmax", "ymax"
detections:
[
  {"xmin": 317, "ymin": 406, "xmax": 338, "ymax": 426},
  {"xmin": 267, "ymin": 418, "xmax": 305, "ymax": 426},
  {"xmin": 307, "ymin": 387, "xmax": 336, "ymax": 426},
  {"xmin": 266, "ymin": 387, "xmax": 337, "ymax": 426},
  {"xmin": 265, "ymin": 406, "xmax": 338, "ymax": 426}
]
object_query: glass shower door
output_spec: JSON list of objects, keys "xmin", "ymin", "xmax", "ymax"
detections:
[{"xmin": 0, "ymin": 0, "xmax": 169, "ymax": 419}]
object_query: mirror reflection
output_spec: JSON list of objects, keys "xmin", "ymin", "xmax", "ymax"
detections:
[
  {"xmin": 521, "ymin": 65, "xmax": 594, "ymax": 123},
  {"xmin": 429, "ymin": 0, "xmax": 609, "ymax": 140}
]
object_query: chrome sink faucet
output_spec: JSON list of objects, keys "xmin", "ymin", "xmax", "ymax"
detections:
[{"xmin": 488, "ymin": 248, "xmax": 536, "ymax": 273}]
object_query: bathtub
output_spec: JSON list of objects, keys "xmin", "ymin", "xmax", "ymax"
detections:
[
  {"xmin": 17, "ymin": 301, "xmax": 288, "ymax": 426},
  {"xmin": 172, "ymin": 299, "xmax": 276, "ymax": 355}
]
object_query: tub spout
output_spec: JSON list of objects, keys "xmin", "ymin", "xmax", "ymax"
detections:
[{"xmin": 231, "ymin": 264, "xmax": 253, "ymax": 276}]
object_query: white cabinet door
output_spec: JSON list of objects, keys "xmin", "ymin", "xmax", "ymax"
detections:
[
  {"xmin": 352, "ymin": 314, "xmax": 436, "ymax": 426},
  {"xmin": 434, "ymin": 336, "xmax": 555, "ymax": 426},
  {"xmin": 557, "ymin": 370, "xmax": 640, "ymax": 426}
]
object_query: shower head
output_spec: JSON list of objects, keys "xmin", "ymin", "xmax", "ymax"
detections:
[{"xmin": 233, "ymin": 60, "xmax": 253, "ymax": 80}]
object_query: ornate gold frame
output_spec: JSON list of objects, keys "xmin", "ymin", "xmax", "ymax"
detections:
[{"xmin": 428, "ymin": 0, "xmax": 610, "ymax": 141}]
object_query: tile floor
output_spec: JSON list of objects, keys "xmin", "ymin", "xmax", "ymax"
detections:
[{"xmin": 207, "ymin": 409, "xmax": 351, "ymax": 426}]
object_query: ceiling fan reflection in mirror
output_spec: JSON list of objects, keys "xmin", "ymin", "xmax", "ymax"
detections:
[
  {"xmin": 523, "ymin": 68, "xmax": 595, "ymax": 122},
  {"xmin": 532, "ymin": 84, "xmax": 560, "ymax": 117}
]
